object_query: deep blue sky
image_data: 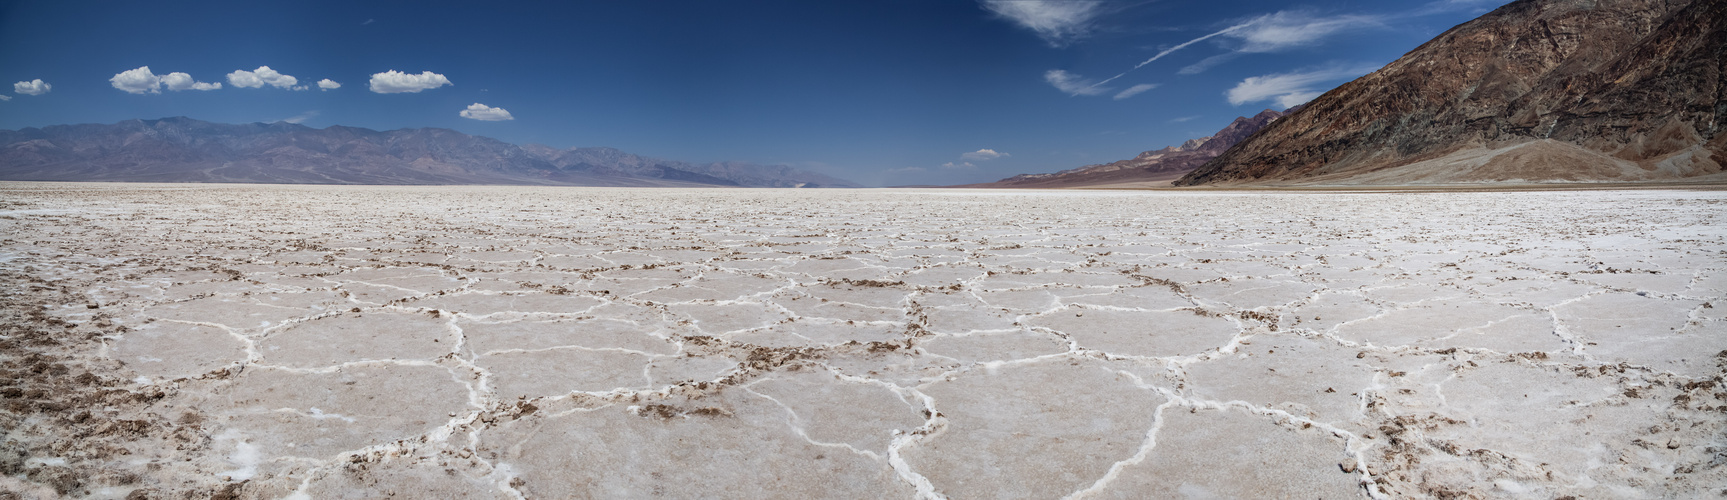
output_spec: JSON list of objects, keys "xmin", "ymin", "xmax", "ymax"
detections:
[{"xmin": 0, "ymin": 0, "xmax": 1508, "ymax": 186}]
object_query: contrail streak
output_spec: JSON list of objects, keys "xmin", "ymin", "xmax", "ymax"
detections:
[{"xmin": 1082, "ymin": 21, "xmax": 1253, "ymax": 92}]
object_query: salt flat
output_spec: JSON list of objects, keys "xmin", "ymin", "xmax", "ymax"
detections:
[{"xmin": 0, "ymin": 183, "xmax": 1723, "ymax": 499}]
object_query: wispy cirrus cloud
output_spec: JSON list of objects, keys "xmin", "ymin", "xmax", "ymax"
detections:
[
  {"xmin": 1209, "ymin": 2, "xmax": 1502, "ymax": 58},
  {"xmin": 979, "ymin": 0, "xmax": 1107, "ymax": 47},
  {"xmin": 1226, "ymin": 63, "xmax": 1379, "ymax": 108},
  {"xmin": 1225, "ymin": 11, "xmax": 1385, "ymax": 54},
  {"xmin": 281, "ymin": 110, "xmax": 319, "ymax": 124},
  {"xmin": 1178, "ymin": 53, "xmax": 1240, "ymax": 75},
  {"xmin": 1044, "ymin": 69, "xmax": 1111, "ymax": 96},
  {"xmin": 1072, "ymin": 21, "xmax": 1253, "ymax": 93},
  {"xmin": 1088, "ymin": 9, "xmax": 1381, "ymax": 86},
  {"xmin": 1063, "ymin": 8, "xmax": 1394, "ymax": 94},
  {"xmin": 1023, "ymin": 1, "xmax": 1503, "ymax": 101},
  {"xmin": 1113, "ymin": 83, "xmax": 1157, "ymax": 100},
  {"xmin": 1166, "ymin": 10, "xmax": 1408, "ymax": 75}
]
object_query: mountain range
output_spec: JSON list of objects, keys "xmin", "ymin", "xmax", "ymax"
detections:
[
  {"xmin": 0, "ymin": 117, "xmax": 859, "ymax": 188},
  {"xmin": 4, "ymin": 0, "xmax": 1719, "ymax": 190},
  {"xmin": 970, "ymin": 109, "xmax": 1288, "ymax": 188},
  {"xmin": 1177, "ymin": 0, "xmax": 1726, "ymax": 186}
]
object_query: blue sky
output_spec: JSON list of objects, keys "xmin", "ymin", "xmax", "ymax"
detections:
[{"xmin": 0, "ymin": 0, "xmax": 1508, "ymax": 186}]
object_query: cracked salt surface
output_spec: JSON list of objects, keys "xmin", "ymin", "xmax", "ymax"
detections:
[{"xmin": 0, "ymin": 184, "xmax": 1724, "ymax": 499}]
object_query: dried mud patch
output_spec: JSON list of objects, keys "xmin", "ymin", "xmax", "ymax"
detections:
[{"xmin": 0, "ymin": 270, "xmax": 231, "ymax": 498}]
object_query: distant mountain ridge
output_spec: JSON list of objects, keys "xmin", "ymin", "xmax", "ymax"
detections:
[
  {"xmin": 971, "ymin": 109, "xmax": 1287, "ymax": 188},
  {"xmin": 1178, "ymin": 0, "xmax": 1726, "ymax": 186},
  {"xmin": 519, "ymin": 144, "xmax": 854, "ymax": 188},
  {"xmin": 0, "ymin": 117, "xmax": 860, "ymax": 188}
]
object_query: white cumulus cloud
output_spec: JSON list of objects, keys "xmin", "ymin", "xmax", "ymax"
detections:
[
  {"xmin": 370, "ymin": 70, "xmax": 452, "ymax": 93},
  {"xmin": 1044, "ymin": 69, "xmax": 1109, "ymax": 96},
  {"xmin": 227, "ymin": 66, "xmax": 300, "ymax": 89},
  {"xmin": 960, "ymin": 149, "xmax": 1009, "ymax": 161},
  {"xmin": 941, "ymin": 162, "xmax": 977, "ymax": 169},
  {"xmin": 317, "ymin": 79, "xmax": 341, "ymax": 91},
  {"xmin": 0, "ymin": 95, "xmax": 11, "ymax": 101},
  {"xmin": 459, "ymin": 103, "xmax": 514, "ymax": 121},
  {"xmin": 161, "ymin": 72, "xmax": 221, "ymax": 91},
  {"xmin": 1226, "ymin": 64, "xmax": 1379, "ymax": 108},
  {"xmin": 1113, "ymin": 83, "xmax": 1158, "ymax": 100},
  {"xmin": 226, "ymin": 71, "xmax": 260, "ymax": 88},
  {"xmin": 111, "ymin": 67, "xmax": 162, "ymax": 94},
  {"xmin": 112, "ymin": 67, "xmax": 226, "ymax": 93},
  {"xmin": 13, "ymin": 79, "xmax": 50, "ymax": 96},
  {"xmin": 980, "ymin": 0, "xmax": 1106, "ymax": 47}
]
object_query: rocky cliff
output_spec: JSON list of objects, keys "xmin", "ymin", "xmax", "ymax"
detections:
[{"xmin": 1177, "ymin": 0, "xmax": 1726, "ymax": 186}]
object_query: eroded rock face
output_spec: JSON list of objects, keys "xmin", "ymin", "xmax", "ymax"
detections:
[
  {"xmin": 1178, "ymin": 0, "xmax": 1727, "ymax": 186},
  {"xmin": 0, "ymin": 184, "xmax": 1722, "ymax": 498}
]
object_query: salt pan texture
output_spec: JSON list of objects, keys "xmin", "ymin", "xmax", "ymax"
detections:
[{"xmin": 0, "ymin": 183, "xmax": 1722, "ymax": 498}]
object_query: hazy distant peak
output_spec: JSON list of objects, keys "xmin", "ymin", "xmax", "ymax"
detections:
[
  {"xmin": 0, "ymin": 118, "xmax": 861, "ymax": 188},
  {"xmin": 973, "ymin": 108, "xmax": 1288, "ymax": 188}
]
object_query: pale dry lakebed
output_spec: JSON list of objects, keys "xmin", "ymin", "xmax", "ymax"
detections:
[{"xmin": 0, "ymin": 183, "xmax": 1722, "ymax": 498}]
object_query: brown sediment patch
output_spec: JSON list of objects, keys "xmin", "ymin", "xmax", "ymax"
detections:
[{"xmin": 0, "ymin": 270, "xmax": 231, "ymax": 497}]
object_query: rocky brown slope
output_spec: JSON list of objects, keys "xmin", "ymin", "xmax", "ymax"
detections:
[
  {"xmin": 0, "ymin": 117, "xmax": 859, "ymax": 188},
  {"xmin": 974, "ymin": 110, "xmax": 1286, "ymax": 188},
  {"xmin": 1177, "ymin": 0, "xmax": 1726, "ymax": 186}
]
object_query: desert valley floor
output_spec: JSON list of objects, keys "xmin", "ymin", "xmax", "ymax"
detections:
[{"xmin": 0, "ymin": 183, "xmax": 1723, "ymax": 499}]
